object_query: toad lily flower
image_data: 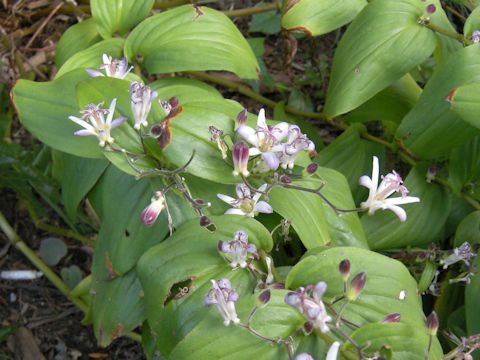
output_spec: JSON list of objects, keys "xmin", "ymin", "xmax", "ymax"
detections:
[
  {"xmin": 218, "ymin": 230, "xmax": 257, "ymax": 268},
  {"xmin": 359, "ymin": 156, "xmax": 420, "ymax": 222},
  {"xmin": 86, "ymin": 54, "xmax": 132, "ymax": 79},
  {"xmin": 285, "ymin": 281, "xmax": 332, "ymax": 333},
  {"xmin": 440, "ymin": 242, "xmax": 476, "ymax": 269},
  {"xmin": 141, "ymin": 191, "xmax": 166, "ymax": 226},
  {"xmin": 204, "ymin": 279, "xmax": 240, "ymax": 326},
  {"xmin": 279, "ymin": 125, "xmax": 315, "ymax": 169},
  {"xmin": 237, "ymin": 109, "xmax": 288, "ymax": 170},
  {"xmin": 232, "ymin": 142, "xmax": 250, "ymax": 177},
  {"xmin": 129, "ymin": 82, "xmax": 158, "ymax": 130},
  {"xmin": 68, "ymin": 99, "xmax": 126, "ymax": 147},
  {"xmin": 217, "ymin": 183, "xmax": 272, "ymax": 217}
]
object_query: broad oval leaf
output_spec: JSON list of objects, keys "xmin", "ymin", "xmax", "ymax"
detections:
[
  {"xmin": 324, "ymin": 0, "xmax": 436, "ymax": 117},
  {"xmin": 286, "ymin": 247, "xmax": 443, "ymax": 357},
  {"xmin": 282, "ymin": 0, "xmax": 367, "ymax": 36},
  {"xmin": 52, "ymin": 151, "xmax": 108, "ymax": 220},
  {"xmin": 137, "ymin": 215, "xmax": 273, "ymax": 355},
  {"xmin": 346, "ymin": 322, "xmax": 443, "ymax": 359},
  {"xmin": 55, "ymin": 18, "xmax": 101, "ymax": 68},
  {"xmin": 448, "ymin": 136, "xmax": 480, "ymax": 196},
  {"xmin": 269, "ymin": 167, "xmax": 368, "ymax": 249},
  {"xmin": 362, "ymin": 165, "xmax": 451, "ymax": 250},
  {"xmin": 12, "ymin": 70, "xmax": 103, "ymax": 158},
  {"xmin": 124, "ymin": 5, "xmax": 259, "ymax": 79},
  {"xmin": 464, "ymin": 6, "xmax": 480, "ymax": 38},
  {"xmin": 91, "ymin": 0, "xmax": 154, "ymax": 38},
  {"xmin": 56, "ymin": 38, "xmax": 124, "ymax": 79},
  {"xmin": 448, "ymin": 82, "xmax": 480, "ymax": 129},
  {"xmin": 395, "ymin": 45, "xmax": 480, "ymax": 159}
]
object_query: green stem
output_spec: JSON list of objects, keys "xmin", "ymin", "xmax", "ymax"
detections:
[
  {"xmin": 0, "ymin": 211, "xmax": 88, "ymax": 312},
  {"xmin": 223, "ymin": 3, "xmax": 279, "ymax": 17},
  {"xmin": 424, "ymin": 22, "xmax": 469, "ymax": 45}
]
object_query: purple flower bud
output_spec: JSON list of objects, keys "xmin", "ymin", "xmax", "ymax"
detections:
[
  {"xmin": 150, "ymin": 124, "xmax": 162, "ymax": 137},
  {"xmin": 306, "ymin": 163, "xmax": 318, "ymax": 175},
  {"xmin": 303, "ymin": 321, "xmax": 314, "ymax": 334},
  {"xmin": 339, "ymin": 259, "xmax": 351, "ymax": 282},
  {"xmin": 169, "ymin": 96, "xmax": 179, "ymax": 109},
  {"xmin": 425, "ymin": 4, "xmax": 436, "ymax": 14},
  {"xmin": 232, "ymin": 142, "xmax": 250, "ymax": 177},
  {"xmin": 382, "ymin": 313, "xmax": 401, "ymax": 323},
  {"xmin": 200, "ymin": 216, "xmax": 213, "ymax": 229},
  {"xmin": 426, "ymin": 311, "xmax": 439, "ymax": 335},
  {"xmin": 279, "ymin": 175, "xmax": 292, "ymax": 184},
  {"xmin": 347, "ymin": 272, "xmax": 366, "ymax": 301},
  {"xmin": 236, "ymin": 109, "xmax": 248, "ymax": 128},
  {"xmin": 471, "ymin": 30, "xmax": 480, "ymax": 44},
  {"xmin": 141, "ymin": 191, "xmax": 165, "ymax": 226},
  {"xmin": 258, "ymin": 290, "xmax": 271, "ymax": 304},
  {"xmin": 272, "ymin": 282, "xmax": 285, "ymax": 289}
]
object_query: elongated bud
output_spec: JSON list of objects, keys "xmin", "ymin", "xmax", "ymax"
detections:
[
  {"xmin": 383, "ymin": 313, "xmax": 401, "ymax": 323},
  {"xmin": 141, "ymin": 191, "xmax": 165, "ymax": 226},
  {"xmin": 232, "ymin": 142, "xmax": 250, "ymax": 177},
  {"xmin": 426, "ymin": 311, "xmax": 439, "ymax": 336},
  {"xmin": 347, "ymin": 272, "xmax": 366, "ymax": 301},
  {"xmin": 169, "ymin": 96, "xmax": 179, "ymax": 109},
  {"xmin": 295, "ymin": 353, "xmax": 314, "ymax": 360},
  {"xmin": 258, "ymin": 290, "xmax": 271, "ymax": 305},
  {"xmin": 339, "ymin": 259, "xmax": 351, "ymax": 282},
  {"xmin": 236, "ymin": 109, "xmax": 248, "ymax": 128},
  {"xmin": 306, "ymin": 163, "xmax": 318, "ymax": 175}
]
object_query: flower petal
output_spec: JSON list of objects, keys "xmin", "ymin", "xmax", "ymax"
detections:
[
  {"xmin": 262, "ymin": 152, "xmax": 280, "ymax": 170},
  {"xmin": 106, "ymin": 98, "xmax": 117, "ymax": 126},
  {"xmin": 384, "ymin": 196, "xmax": 420, "ymax": 206},
  {"xmin": 237, "ymin": 125, "xmax": 258, "ymax": 146},
  {"xmin": 254, "ymin": 201, "xmax": 272, "ymax": 214},
  {"xmin": 86, "ymin": 69, "xmax": 104, "ymax": 77},
  {"xmin": 371, "ymin": 156, "xmax": 379, "ymax": 191},
  {"xmin": 326, "ymin": 342, "xmax": 340, "ymax": 360},
  {"xmin": 271, "ymin": 122, "xmax": 289, "ymax": 141},
  {"xmin": 217, "ymin": 194, "xmax": 237, "ymax": 205},
  {"xmin": 257, "ymin": 108, "xmax": 267, "ymax": 129},
  {"xmin": 358, "ymin": 175, "xmax": 373, "ymax": 189},
  {"xmin": 386, "ymin": 204, "xmax": 407, "ymax": 222},
  {"xmin": 74, "ymin": 129, "xmax": 96, "ymax": 137},
  {"xmin": 225, "ymin": 208, "xmax": 245, "ymax": 216},
  {"xmin": 249, "ymin": 147, "xmax": 262, "ymax": 156},
  {"xmin": 111, "ymin": 116, "xmax": 127, "ymax": 129},
  {"xmin": 69, "ymin": 116, "xmax": 95, "ymax": 131}
]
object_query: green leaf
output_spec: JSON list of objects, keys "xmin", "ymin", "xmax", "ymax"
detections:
[
  {"xmin": 124, "ymin": 5, "xmax": 259, "ymax": 79},
  {"xmin": 55, "ymin": 18, "xmax": 102, "ymax": 68},
  {"xmin": 56, "ymin": 38, "xmax": 124, "ymax": 79},
  {"xmin": 61, "ymin": 265, "xmax": 83, "ymax": 289},
  {"xmin": 137, "ymin": 215, "xmax": 273, "ymax": 355},
  {"xmin": 346, "ymin": 323, "xmax": 443, "ymax": 359},
  {"xmin": 269, "ymin": 168, "xmax": 368, "ymax": 249},
  {"xmin": 464, "ymin": 6, "xmax": 480, "ymax": 37},
  {"xmin": 448, "ymin": 82, "xmax": 480, "ymax": 129},
  {"xmin": 87, "ymin": 166, "xmax": 195, "ymax": 346},
  {"xmin": 52, "ymin": 151, "xmax": 108, "ymax": 220},
  {"xmin": 341, "ymin": 74, "xmax": 421, "ymax": 124},
  {"xmin": 454, "ymin": 210, "xmax": 480, "ymax": 247},
  {"xmin": 362, "ymin": 165, "xmax": 451, "ymax": 250},
  {"xmin": 324, "ymin": 0, "xmax": 437, "ymax": 117},
  {"xmin": 395, "ymin": 45, "xmax": 480, "ymax": 159},
  {"xmin": 466, "ymin": 255, "xmax": 480, "ymax": 338},
  {"xmin": 286, "ymin": 247, "xmax": 443, "ymax": 357},
  {"xmin": 39, "ymin": 237, "xmax": 67, "ymax": 266},
  {"xmin": 448, "ymin": 136, "xmax": 480, "ymax": 195},
  {"xmin": 91, "ymin": 0, "xmax": 154, "ymax": 38},
  {"xmin": 249, "ymin": 6, "xmax": 281, "ymax": 35},
  {"xmin": 12, "ymin": 70, "xmax": 102, "ymax": 158},
  {"xmin": 281, "ymin": 0, "xmax": 366, "ymax": 36},
  {"xmin": 91, "ymin": 269, "xmax": 146, "ymax": 346}
]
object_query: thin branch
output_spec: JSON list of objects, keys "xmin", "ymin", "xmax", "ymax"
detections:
[
  {"xmin": 423, "ymin": 21, "xmax": 469, "ymax": 45},
  {"xmin": 223, "ymin": 3, "xmax": 279, "ymax": 17}
]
